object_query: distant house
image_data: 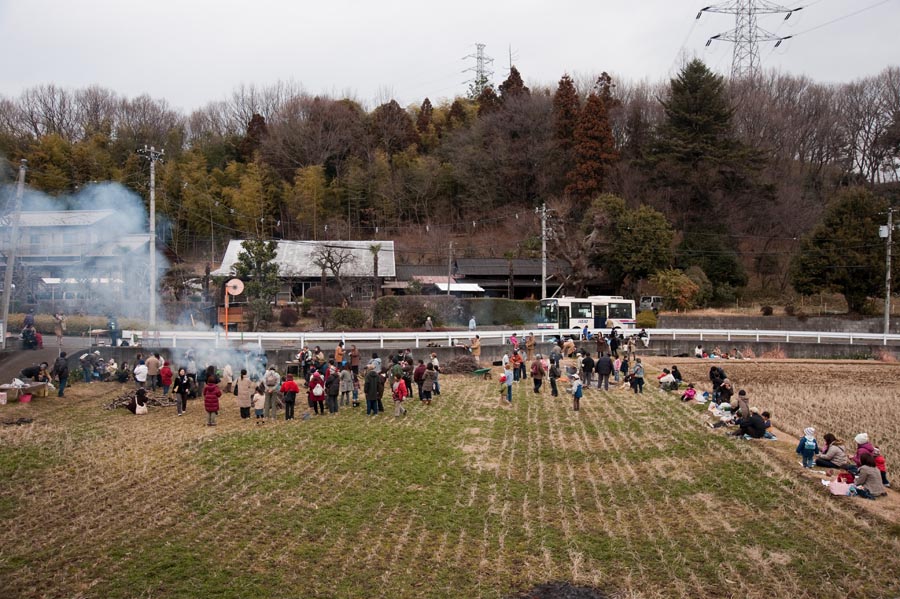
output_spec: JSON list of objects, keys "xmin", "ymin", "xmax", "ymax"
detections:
[
  {"xmin": 0, "ymin": 209, "xmax": 166, "ymax": 315},
  {"xmin": 212, "ymin": 239, "xmax": 396, "ymax": 304},
  {"xmin": 393, "ymin": 258, "xmax": 571, "ymax": 299}
]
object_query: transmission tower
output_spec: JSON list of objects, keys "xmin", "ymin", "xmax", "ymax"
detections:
[
  {"xmin": 697, "ymin": 1, "xmax": 802, "ymax": 79},
  {"xmin": 463, "ymin": 43, "xmax": 494, "ymax": 97}
]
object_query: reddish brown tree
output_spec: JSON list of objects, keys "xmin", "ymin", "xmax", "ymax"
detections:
[
  {"xmin": 239, "ymin": 112, "xmax": 268, "ymax": 160},
  {"xmin": 446, "ymin": 99, "xmax": 468, "ymax": 130},
  {"xmin": 553, "ymin": 74, "xmax": 579, "ymax": 155},
  {"xmin": 499, "ymin": 66, "xmax": 529, "ymax": 100},
  {"xmin": 476, "ymin": 86, "xmax": 500, "ymax": 116},
  {"xmin": 565, "ymin": 73, "xmax": 619, "ymax": 201},
  {"xmin": 369, "ymin": 99, "xmax": 418, "ymax": 156},
  {"xmin": 416, "ymin": 97, "xmax": 434, "ymax": 134}
]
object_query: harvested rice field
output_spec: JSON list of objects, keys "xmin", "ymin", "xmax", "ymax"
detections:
[{"xmin": 1, "ymin": 365, "xmax": 899, "ymax": 599}]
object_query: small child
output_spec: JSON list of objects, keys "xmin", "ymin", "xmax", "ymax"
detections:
[
  {"xmin": 569, "ymin": 374, "xmax": 583, "ymax": 412},
  {"xmin": 874, "ymin": 447, "xmax": 890, "ymax": 488},
  {"xmin": 761, "ymin": 411, "xmax": 776, "ymax": 440},
  {"xmin": 503, "ymin": 364, "xmax": 514, "ymax": 404},
  {"xmin": 352, "ymin": 374, "xmax": 361, "ymax": 408},
  {"xmin": 796, "ymin": 427, "xmax": 819, "ymax": 468},
  {"xmin": 680, "ymin": 383, "xmax": 696, "ymax": 402},
  {"xmin": 252, "ymin": 383, "xmax": 266, "ymax": 424}
]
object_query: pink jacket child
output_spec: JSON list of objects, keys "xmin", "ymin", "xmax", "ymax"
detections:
[{"xmin": 853, "ymin": 433, "xmax": 876, "ymax": 467}]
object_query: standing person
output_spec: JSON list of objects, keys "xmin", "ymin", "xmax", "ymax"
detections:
[
  {"xmin": 413, "ymin": 360, "xmax": 427, "ymax": 401},
  {"xmin": 133, "ymin": 360, "xmax": 148, "ymax": 389},
  {"xmin": 253, "ymin": 384, "xmax": 266, "ymax": 424},
  {"xmin": 595, "ymin": 332, "xmax": 609, "ymax": 357},
  {"xmin": 222, "ymin": 363, "xmax": 234, "ymax": 394},
  {"xmin": 630, "ymin": 358, "xmax": 644, "ymax": 394},
  {"xmin": 595, "ymin": 352, "xmax": 613, "ymax": 391},
  {"xmin": 203, "ymin": 376, "xmax": 222, "ymax": 426},
  {"xmin": 308, "ymin": 369, "xmax": 326, "ymax": 415},
  {"xmin": 236, "ymin": 369, "xmax": 252, "ymax": 419},
  {"xmin": 421, "ymin": 363, "xmax": 436, "ymax": 406},
  {"xmin": 107, "ymin": 314, "xmax": 120, "ymax": 347},
  {"xmin": 392, "ymin": 373, "xmax": 408, "ymax": 417},
  {"xmin": 530, "ymin": 355, "xmax": 545, "ymax": 394},
  {"xmin": 325, "ymin": 366, "xmax": 340, "ymax": 414},
  {"xmin": 470, "ymin": 335, "xmax": 481, "ymax": 362},
  {"xmin": 185, "ymin": 352, "xmax": 198, "ymax": 397},
  {"xmin": 364, "ymin": 365, "xmax": 381, "ymax": 416},
  {"xmin": 581, "ymin": 351, "xmax": 595, "ymax": 388},
  {"xmin": 510, "ymin": 351, "xmax": 523, "ymax": 382},
  {"xmin": 570, "ymin": 374, "xmax": 583, "ymax": 411},
  {"xmin": 618, "ymin": 356, "xmax": 629, "ymax": 386},
  {"xmin": 334, "ymin": 341, "xmax": 345, "ymax": 366},
  {"xmin": 509, "ymin": 332, "xmax": 520, "ymax": 352},
  {"xmin": 425, "ymin": 316, "xmax": 433, "ymax": 331},
  {"xmin": 469, "ymin": 315, "xmax": 477, "ymax": 331},
  {"xmin": 796, "ymin": 427, "xmax": 820, "ymax": 468},
  {"xmin": 609, "ymin": 332, "xmax": 620, "ymax": 358},
  {"xmin": 339, "ymin": 364, "xmax": 353, "ymax": 407},
  {"xmin": 349, "ymin": 344, "xmax": 360, "ymax": 376},
  {"xmin": 430, "ymin": 352, "xmax": 441, "ymax": 395},
  {"xmin": 263, "ymin": 366, "xmax": 282, "ymax": 421},
  {"xmin": 53, "ymin": 312, "xmax": 66, "ymax": 346},
  {"xmin": 503, "ymin": 362, "xmax": 514, "ymax": 404},
  {"xmin": 145, "ymin": 353, "xmax": 160, "ymax": 392},
  {"xmin": 525, "ymin": 332, "xmax": 536, "ymax": 361},
  {"xmin": 159, "ymin": 361, "xmax": 173, "ymax": 396},
  {"xmin": 280, "ymin": 374, "xmax": 300, "ymax": 421},
  {"xmin": 172, "ymin": 368, "xmax": 190, "ymax": 416},
  {"xmin": 548, "ymin": 358, "xmax": 560, "ymax": 397},
  {"xmin": 79, "ymin": 353, "xmax": 94, "ymax": 385},
  {"xmin": 51, "ymin": 352, "xmax": 69, "ymax": 398},
  {"xmin": 369, "ymin": 352, "xmax": 382, "ymax": 373}
]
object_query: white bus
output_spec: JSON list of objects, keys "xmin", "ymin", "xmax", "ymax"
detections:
[{"xmin": 537, "ymin": 295, "xmax": 636, "ymax": 332}]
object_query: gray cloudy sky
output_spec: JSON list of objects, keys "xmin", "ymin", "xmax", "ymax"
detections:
[{"xmin": 1, "ymin": 0, "xmax": 898, "ymax": 111}]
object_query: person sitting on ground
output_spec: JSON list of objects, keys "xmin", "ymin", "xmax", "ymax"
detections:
[
  {"xmin": 20, "ymin": 362, "xmax": 50, "ymax": 383},
  {"xmin": 127, "ymin": 388, "xmax": 149, "ymax": 415},
  {"xmin": 853, "ymin": 433, "xmax": 876, "ymax": 469},
  {"xmin": 694, "ymin": 345, "xmax": 703, "ymax": 358},
  {"xmin": 760, "ymin": 411, "xmax": 776, "ymax": 439},
  {"xmin": 815, "ymin": 433, "xmax": 850, "ymax": 470},
  {"xmin": 671, "ymin": 366, "xmax": 683, "ymax": 384},
  {"xmin": 730, "ymin": 347, "xmax": 744, "ymax": 360},
  {"xmin": 731, "ymin": 389, "xmax": 749, "ymax": 420},
  {"xmin": 738, "ymin": 407, "xmax": 767, "ymax": 439},
  {"xmin": 680, "ymin": 383, "xmax": 697, "ymax": 402},
  {"xmin": 855, "ymin": 453, "xmax": 887, "ymax": 499},
  {"xmin": 657, "ymin": 368, "xmax": 677, "ymax": 391}
]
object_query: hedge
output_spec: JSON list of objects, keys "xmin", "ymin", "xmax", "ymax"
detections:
[{"xmin": 373, "ymin": 296, "xmax": 540, "ymax": 328}]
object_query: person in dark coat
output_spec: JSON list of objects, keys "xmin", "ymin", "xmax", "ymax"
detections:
[
  {"xmin": 364, "ymin": 365, "xmax": 381, "ymax": 416},
  {"xmin": 595, "ymin": 352, "xmax": 614, "ymax": 390},
  {"xmin": 51, "ymin": 353, "xmax": 69, "ymax": 397},
  {"xmin": 325, "ymin": 368, "xmax": 340, "ymax": 414}
]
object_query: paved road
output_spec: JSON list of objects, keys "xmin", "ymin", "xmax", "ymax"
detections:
[{"xmin": 0, "ymin": 336, "xmax": 91, "ymax": 385}]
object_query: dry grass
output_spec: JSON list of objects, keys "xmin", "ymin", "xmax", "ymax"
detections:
[{"xmin": 1, "ymin": 367, "xmax": 899, "ymax": 599}]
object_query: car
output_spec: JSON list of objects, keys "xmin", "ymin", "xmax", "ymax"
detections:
[{"xmin": 639, "ymin": 296, "xmax": 663, "ymax": 312}]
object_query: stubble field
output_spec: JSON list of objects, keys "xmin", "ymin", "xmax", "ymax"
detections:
[{"xmin": 1, "ymin": 363, "xmax": 899, "ymax": 599}]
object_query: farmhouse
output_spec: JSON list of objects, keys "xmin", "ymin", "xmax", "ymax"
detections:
[{"xmin": 212, "ymin": 239, "xmax": 397, "ymax": 304}]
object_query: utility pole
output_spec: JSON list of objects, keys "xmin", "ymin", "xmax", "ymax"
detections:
[
  {"xmin": 536, "ymin": 203, "xmax": 548, "ymax": 299},
  {"xmin": 446, "ymin": 241, "xmax": 453, "ymax": 296},
  {"xmin": 138, "ymin": 145, "xmax": 164, "ymax": 328},
  {"xmin": 883, "ymin": 207, "xmax": 894, "ymax": 336},
  {"xmin": 698, "ymin": 1, "xmax": 802, "ymax": 79},
  {"xmin": 0, "ymin": 160, "xmax": 26, "ymax": 350}
]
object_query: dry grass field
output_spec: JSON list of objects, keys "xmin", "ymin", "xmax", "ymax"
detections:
[
  {"xmin": 660, "ymin": 359, "xmax": 900, "ymax": 463},
  {"xmin": 1, "ymin": 366, "xmax": 899, "ymax": 599}
]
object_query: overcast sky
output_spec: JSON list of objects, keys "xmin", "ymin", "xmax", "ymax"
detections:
[{"xmin": 1, "ymin": 0, "xmax": 898, "ymax": 112}]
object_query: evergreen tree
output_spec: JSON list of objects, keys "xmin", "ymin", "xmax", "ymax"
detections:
[
  {"xmin": 552, "ymin": 74, "xmax": 579, "ymax": 154},
  {"xmin": 499, "ymin": 66, "xmax": 529, "ymax": 100},
  {"xmin": 790, "ymin": 187, "xmax": 894, "ymax": 314},
  {"xmin": 565, "ymin": 73, "xmax": 618, "ymax": 202},
  {"xmin": 239, "ymin": 113, "xmax": 268, "ymax": 161},
  {"xmin": 446, "ymin": 99, "xmax": 468, "ymax": 130},
  {"xmin": 233, "ymin": 238, "xmax": 279, "ymax": 329},
  {"xmin": 476, "ymin": 86, "xmax": 500, "ymax": 117},
  {"xmin": 370, "ymin": 100, "xmax": 418, "ymax": 156},
  {"xmin": 415, "ymin": 98, "xmax": 434, "ymax": 134}
]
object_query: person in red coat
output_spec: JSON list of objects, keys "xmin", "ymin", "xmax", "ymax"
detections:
[
  {"xmin": 308, "ymin": 370, "xmax": 326, "ymax": 415},
  {"xmin": 280, "ymin": 374, "xmax": 301, "ymax": 420},
  {"xmin": 159, "ymin": 363, "xmax": 174, "ymax": 396},
  {"xmin": 203, "ymin": 376, "xmax": 222, "ymax": 426}
]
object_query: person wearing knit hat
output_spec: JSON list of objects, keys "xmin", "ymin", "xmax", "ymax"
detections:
[
  {"xmin": 796, "ymin": 426, "xmax": 819, "ymax": 468},
  {"xmin": 853, "ymin": 433, "xmax": 876, "ymax": 469}
]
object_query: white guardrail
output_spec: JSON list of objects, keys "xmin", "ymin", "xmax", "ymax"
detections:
[{"xmin": 119, "ymin": 328, "xmax": 900, "ymax": 349}]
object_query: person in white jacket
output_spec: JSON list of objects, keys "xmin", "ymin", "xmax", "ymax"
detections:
[{"xmin": 133, "ymin": 360, "xmax": 149, "ymax": 389}]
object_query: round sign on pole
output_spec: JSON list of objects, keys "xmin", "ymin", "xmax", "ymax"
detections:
[{"xmin": 226, "ymin": 278, "xmax": 244, "ymax": 296}]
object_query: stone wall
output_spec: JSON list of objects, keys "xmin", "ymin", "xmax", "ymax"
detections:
[{"xmin": 657, "ymin": 314, "xmax": 899, "ymax": 334}]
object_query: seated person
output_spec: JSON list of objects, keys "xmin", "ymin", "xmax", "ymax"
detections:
[
  {"xmin": 126, "ymin": 389, "xmax": 149, "ymax": 415},
  {"xmin": 671, "ymin": 366, "xmax": 683, "ymax": 384},
  {"xmin": 657, "ymin": 369, "xmax": 677, "ymax": 391},
  {"xmin": 815, "ymin": 433, "xmax": 850, "ymax": 470},
  {"xmin": 855, "ymin": 453, "xmax": 887, "ymax": 499},
  {"xmin": 116, "ymin": 361, "xmax": 131, "ymax": 384},
  {"xmin": 761, "ymin": 411, "xmax": 777, "ymax": 439},
  {"xmin": 680, "ymin": 383, "xmax": 697, "ymax": 402},
  {"xmin": 738, "ymin": 407, "xmax": 767, "ymax": 439}
]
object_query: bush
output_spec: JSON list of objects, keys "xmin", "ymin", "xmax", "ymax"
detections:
[
  {"xmin": 329, "ymin": 307, "xmax": 367, "ymax": 330},
  {"xmin": 760, "ymin": 305, "xmax": 774, "ymax": 316},
  {"xmin": 279, "ymin": 307, "xmax": 299, "ymax": 327},
  {"xmin": 461, "ymin": 298, "xmax": 540, "ymax": 327},
  {"xmin": 784, "ymin": 304, "xmax": 796, "ymax": 316},
  {"xmin": 635, "ymin": 310, "xmax": 657, "ymax": 328},
  {"xmin": 299, "ymin": 298, "xmax": 313, "ymax": 317}
]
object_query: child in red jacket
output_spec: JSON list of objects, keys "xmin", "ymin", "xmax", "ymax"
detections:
[
  {"xmin": 203, "ymin": 376, "xmax": 222, "ymax": 426},
  {"xmin": 874, "ymin": 447, "xmax": 890, "ymax": 488},
  {"xmin": 280, "ymin": 374, "xmax": 300, "ymax": 421},
  {"xmin": 159, "ymin": 363, "xmax": 173, "ymax": 397}
]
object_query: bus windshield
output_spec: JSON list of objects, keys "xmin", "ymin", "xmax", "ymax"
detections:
[
  {"xmin": 539, "ymin": 302, "xmax": 558, "ymax": 324},
  {"xmin": 608, "ymin": 302, "xmax": 633, "ymax": 320}
]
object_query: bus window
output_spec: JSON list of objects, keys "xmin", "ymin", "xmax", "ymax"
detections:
[
  {"xmin": 572, "ymin": 302, "xmax": 592, "ymax": 319},
  {"xmin": 608, "ymin": 302, "xmax": 633, "ymax": 320},
  {"xmin": 540, "ymin": 302, "xmax": 558, "ymax": 324}
]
